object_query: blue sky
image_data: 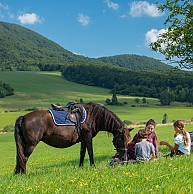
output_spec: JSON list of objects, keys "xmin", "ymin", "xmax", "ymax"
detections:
[{"xmin": 0, "ymin": 0, "xmax": 169, "ymax": 61}]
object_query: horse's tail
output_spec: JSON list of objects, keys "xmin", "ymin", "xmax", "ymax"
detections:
[{"xmin": 14, "ymin": 116, "xmax": 26, "ymax": 174}]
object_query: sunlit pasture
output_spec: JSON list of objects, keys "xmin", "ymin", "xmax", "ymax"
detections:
[
  {"xmin": 0, "ymin": 71, "xmax": 193, "ymax": 193},
  {"xmin": 0, "ymin": 127, "xmax": 193, "ymax": 193}
]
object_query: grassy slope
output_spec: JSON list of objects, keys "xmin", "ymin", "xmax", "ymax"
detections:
[
  {"xmin": 0, "ymin": 71, "xmax": 110, "ymax": 110},
  {"xmin": 0, "ymin": 71, "xmax": 193, "ymax": 129}
]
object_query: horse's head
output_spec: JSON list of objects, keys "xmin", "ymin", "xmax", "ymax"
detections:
[{"xmin": 112, "ymin": 127, "xmax": 133, "ymax": 162}]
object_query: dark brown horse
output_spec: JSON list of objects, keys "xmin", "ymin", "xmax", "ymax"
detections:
[{"xmin": 14, "ymin": 102, "xmax": 131, "ymax": 174}]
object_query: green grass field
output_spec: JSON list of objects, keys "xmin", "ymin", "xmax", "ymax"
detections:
[
  {"xmin": 0, "ymin": 128, "xmax": 193, "ymax": 194},
  {"xmin": 0, "ymin": 71, "xmax": 193, "ymax": 129},
  {"xmin": 0, "ymin": 71, "xmax": 193, "ymax": 193}
]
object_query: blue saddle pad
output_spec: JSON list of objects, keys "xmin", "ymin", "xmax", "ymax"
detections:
[{"xmin": 49, "ymin": 108, "xmax": 86, "ymax": 126}]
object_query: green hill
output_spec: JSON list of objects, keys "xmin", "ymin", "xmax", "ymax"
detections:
[
  {"xmin": 98, "ymin": 54, "xmax": 171, "ymax": 70},
  {"xmin": 0, "ymin": 71, "xmax": 111, "ymax": 112},
  {"xmin": 0, "ymin": 21, "xmax": 172, "ymax": 71},
  {"xmin": 0, "ymin": 21, "xmax": 106, "ymax": 71}
]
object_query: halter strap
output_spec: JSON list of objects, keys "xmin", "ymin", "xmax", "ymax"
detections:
[{"xmin": 113, "ymin": 132, "xmax": 127, "ymax": 151}]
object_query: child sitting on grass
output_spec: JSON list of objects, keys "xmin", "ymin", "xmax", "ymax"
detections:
[
  {"xmin": 109, "ymin": 129, "xmax": 156, "ymax": 166},
  {"xmin": 160, "ymin": 120, "xmax": 191, "ymax": 157},
  {"xmin": 134, "ymin": 129, "xmax": 156, "ymax": 162}
]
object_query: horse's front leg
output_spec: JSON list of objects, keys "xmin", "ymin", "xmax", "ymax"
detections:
[
  {"xmin": 79, "ymin": 141, "xmax": 86, "ymax": 167},
  {"xmin": 86, "ymin": 138, "xmax": 95, "ymax": 166}
]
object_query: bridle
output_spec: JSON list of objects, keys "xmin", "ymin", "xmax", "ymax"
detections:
[
  {"xmin": 113, "ymin": 131, "xmax": 129, "ymax": 163},
  {"xmin": 113, "ymin": 128, "xmax": 133, "ymax": 164},
  {"xmin": 113, "ymin": 132, "xmax": 128, "ymax": 152}
]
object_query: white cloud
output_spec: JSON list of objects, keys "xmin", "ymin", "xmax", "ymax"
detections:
[
  {"xmin": 145, "ymin": 28, "xmax": 167, "ymax": 48},
  {"xmin": 77, "ymin": 13, "xmax": 90, "ymax": 26},
  {"xmin": 0, "ymin": 3, "xmax": 9, "ymax": 10},
  {"xmin": 17, "ymin": 13, "xmax": 42, "ymax": 24},
  {"xmin": 129, "ymin": 1, "xmax": 164, "ymax": 17},
  {"xmin": 0, "ymin": 12, "xmax": 4, "ymax": 18},
  {"xmin": 8, "ymin": 12, "xmax": 14, "ymax": 19},
  {"xmin": 120, "ymin": 14, "xmax": 127, "ymax": 18},
  {"xmin": 104, "ymin": 0, "xmax": 119, "ymax": 11},
  {"xmin": 0, "ymin": 3, "xmax": 9, "ymax": 18}
]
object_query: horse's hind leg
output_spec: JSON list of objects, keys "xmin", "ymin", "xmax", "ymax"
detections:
[
  {"xmin": 15, "ymin": 144, "xmax": 26, "ymax": 174},
  {"xmin": 15, "ymin": 157, "xmax": 23, "ymax": 174},
  {"xmin": 15, "ymin": 144, "xmax": 37, "ymax": 174},
  {"xmin": 22, "ymin": 144, "xmax": 37, "ymax": 173},
  {"xmin": 14, "ymin": 116, "xmax": 39, "ymax": 174},
  {"xmin": 14, "ymin": 116, "xmax": 27, "ymax": 174}
]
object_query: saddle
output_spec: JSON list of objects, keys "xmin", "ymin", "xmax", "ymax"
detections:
[
  {"xmin": 51, "ymin": 101, "xmax": 82, "ymax": 123},
  {"xmin": 51, "ymin": 101, "xmax": 84, "ymax": 141}
]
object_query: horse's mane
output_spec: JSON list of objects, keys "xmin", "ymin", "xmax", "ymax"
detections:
[{"xmin": 83, "ymin": 102, "xmax": 125, "ymax": 134}]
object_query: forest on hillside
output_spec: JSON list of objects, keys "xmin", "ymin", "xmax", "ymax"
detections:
[
  {"xmin": 98, "ymin": 54, "xmax": 171, "ymax": 70},
  {"xmin": 62, "ymin": 64, "xmax": 193, "ymax": 105},
  {"xmin": 0, "ymin": 21, "xmax": 172, "ymax": 71}
]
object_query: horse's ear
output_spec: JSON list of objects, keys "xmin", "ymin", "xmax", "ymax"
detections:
[{"xmin": 128, "ymin": 128, "xmax": 134, "ymax": 132}]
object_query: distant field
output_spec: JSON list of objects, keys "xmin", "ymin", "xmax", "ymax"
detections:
[{"xmin": 0, "ymin": 71, "xmax": 193, "ymax": 129}]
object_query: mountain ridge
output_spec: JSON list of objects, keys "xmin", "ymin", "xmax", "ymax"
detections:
[{"xmin": 0, "ymin": 21, "xmax": 172, "ymax": 71}]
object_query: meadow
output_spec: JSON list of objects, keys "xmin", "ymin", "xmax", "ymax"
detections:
[
  {"xmin": 0, "ymin": 71, "xmax": 193, "ymax": 193},
  {"xmin": 1, "ymin": 128, "xmax": 193, "ymax": 194}
]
